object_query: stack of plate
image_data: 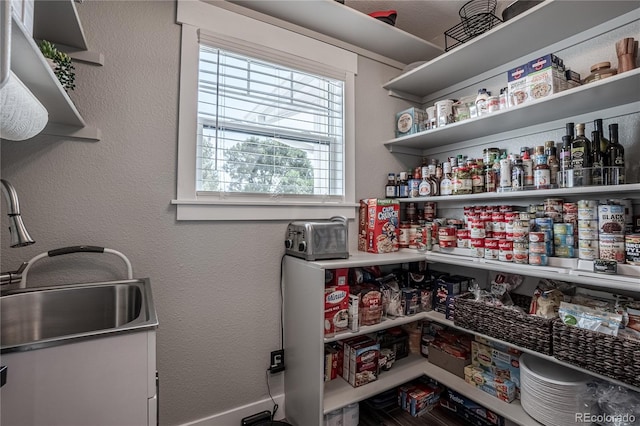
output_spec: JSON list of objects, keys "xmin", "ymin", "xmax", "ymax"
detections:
[{"xmin": 520, "ymin": 353, "xmax": 594, "ymax": 426}]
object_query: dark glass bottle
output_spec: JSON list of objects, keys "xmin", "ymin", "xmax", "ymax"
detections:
[
  {"xmin": 559, "ymin": 136, "xmax": 572, "ymax": 187},
  {"xmin": 594, "ymin": 118, "xmax": 609, "ymax": 153},
  {"xmin": 571, "ymin": 123, "xmax": 592, "ymax": 186},
  {"xmin": 605, "ymin": 123, "xmax": 625, "ymax": 185},
  {"xmin": 545, "ymin": 141, "xmax": 559, "ymax": 187},
  {"xmin": 590, "ymin": 131, "xmax": 604, "ymax": 186}
]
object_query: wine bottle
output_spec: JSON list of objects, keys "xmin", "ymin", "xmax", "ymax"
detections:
[
  {"xmin": 590, "ymin": 131, "xmax": 604, "ymax": 186},
  {"xmin": 594, "ymin": 118, "xmax": 609, "ymax": 153},
  {"xmin": 571, "ymin": 123, "xmax": 592, "ymax": 186},
  {"xmin": 605, "ymin": 123, "xmax": 625, "ymax": 185}
]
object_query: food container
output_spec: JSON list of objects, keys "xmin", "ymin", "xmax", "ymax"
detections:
[
  {"xmin": 435, "ymin": 99, "xmax": 455, "ymax": 127},
  {"xmin": 395, "ymin": 107, "xmax": 426, "ymax": 137},
  {"xmin": 598, "ymin": 234, "xmax": 625, "ymax": 263},
  {"xmin": 527, "ymin": 54, "xmax": 558, "ymax": 101},
  {"xmin": 626, "ymin": 234, "xmax": 640, "ymax": 265},
  {"xmin": 583, "ymin": 61, "xmax": 617, "ymax": 84},
  {"xmin": 598, "ymin": 204, "xmax": 625, "ymax": 235}
]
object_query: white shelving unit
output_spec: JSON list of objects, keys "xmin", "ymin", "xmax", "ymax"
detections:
[
  {"xmin": 7, "ymin": 1, "xmax": 101, "ymax": 141},
  {"xmin": 225, "ymin": 0, "xmax": 443, "ymax": 65},
  {"xmin": 382, "ymin": 0, "xmax": 639, "ymax": 98}
]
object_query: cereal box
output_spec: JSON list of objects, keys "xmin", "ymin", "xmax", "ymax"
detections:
[
  {"xmin": 527, "ymin": 54, "xmax": 558, "ymax": 102},
  {"xmin": 358, "ymin": 199, "xmax": 369, "ymax": 252},
  {"xmin": 507, "ymin": 64, "xmax": 528, "ymax": 107},
  {"xmin": 324, "ymin": 285, "xmax": 349, "ymax": 337},
  {"xmin": 363, "ymin": 198, "xmax": 400, "ymax": 254}
]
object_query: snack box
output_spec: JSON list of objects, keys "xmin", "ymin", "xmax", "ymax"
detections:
[
  {"xmin": 527, "ymin": 54, "xmax": 559, "ymax": 102},
  {"xmin": 325, "ymin": 268, "xmax": 349, "ymax": 286},
  {"xmin": 324, "ymin": 343, "xmax": 341, "ymax": 382},
  {"xmin": 357, "ymin": 199, "xmax": 368, "ymax": 252},
  {"xmin": 471, "ymin": 340, "xmax": 521, "ymax": 389},
  {"xmin": 442, "ymin": 388, "xmax": 506, "ymax": 426},
  {"xmin": 464, "ymin": 365, "xmax": 517, "ymax": 403},
  {"xmin": 324, "ymin": 284, "xmax": 349, "ymax": 337},
  {"xmin": 361, "ymin": 198, "xmax": 400, "ymax": 254},
  {"xmin": 353, "ymin": 285, "xmax": 383, "ymax": 326},
  {"xmin": 434, "ymin": 277, "xmax": 464, "ymax": 312},
  {"xmin": 395, "ymin": 107, "xmax": 426, "ymax": 138},
  {"xmin": 408, "ymin": 382, "xmax": 442, "ymax": 417},
  {"xmin": 348, "ymin": 338, "xmax": 380, "ymax": 388},
  {"xmin": 507, "ymin": 64, "xmax": 528, "ymax": 107},
  {"xmin": 341, "ymin": 335, "xmax": 370, "ymax": 379}
]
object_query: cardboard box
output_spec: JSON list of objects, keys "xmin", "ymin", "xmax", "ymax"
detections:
[
  {"xmin": 324, "ymin": 344, "xmax": 341, "ymax": 382},
  {"xmin": 434, "ymin": 277, "xmax": 462, "ymax": 313},
  {"xmin": 408, "ymin": 383, "xmax": 441, "ymax": 417},
  {"xmin": 325, "ymin": 268, "xmax": 349, "ymax": 286},
  {"xmin": 358, "ymin": 199, "xmax": 369, "ymax": 252},
  {"xmin": 360, "ymin": 198, "xmax": 400, "ymax": 253},
  {"xmin": 341, "ymin": 335, "xmax": 370, "ymax": 378},
  {"xmin": 507, "ymin": 64, "xmax": 528, "ymax": 106},
  {"xmin": 464, "ymin": 365, "xmax": 517, "ymax": 403},
  {"xmin": 444, "ymin": 388, "xmax": 506, "ymax": 426},
  {"xmin": 471, "ymin": 340, "xmax": 521, "ymax": 389},
  {"xmin": 324, "ymin": 285, "xmax": 349, "ymax": 337},
  {"xmin": 428, "ymin": 343, "xmax": 471, "ymax": 379},
  {"xmin": 348, "ymin": 338, "xmax": 380, "ymax": 387},
  {"xmin": 395, "ymin": 107, "xmax": 426, "ymax": 138},
  {"xmin": 527, "ymin": 54, "xmax": 558, "ymax": 102}
]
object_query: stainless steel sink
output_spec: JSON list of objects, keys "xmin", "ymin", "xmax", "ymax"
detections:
[{"xmin": 1, "ymin": 278, "xmax": 158, "ymax": 353}]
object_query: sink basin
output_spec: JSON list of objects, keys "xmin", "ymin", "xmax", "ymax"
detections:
[{"xmin": 1, "ymin": 278, "xmax": 158, "ymax": 353}]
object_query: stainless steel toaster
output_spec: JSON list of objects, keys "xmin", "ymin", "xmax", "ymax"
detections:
[{"xmin": 284, "ymin": 216, "xmax": 349, "ymax": 261}]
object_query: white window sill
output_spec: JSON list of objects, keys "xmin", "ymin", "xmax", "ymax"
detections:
[{"xmin": 171, "ymin": 199, "xmax": 358, "ymax": 221}]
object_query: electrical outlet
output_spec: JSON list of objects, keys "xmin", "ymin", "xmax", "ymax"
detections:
[{"xmin": 269, "ymin": 349, "xmax": 285, "ymax": 373}]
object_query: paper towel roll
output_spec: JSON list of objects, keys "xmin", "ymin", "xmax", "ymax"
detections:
[{"xmin": 0, "ymin": 71, "xmax": 48, "ymax": 141}]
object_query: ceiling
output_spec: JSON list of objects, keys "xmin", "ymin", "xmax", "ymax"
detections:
[{"xmin": 222, "ymin": 0, "xmax": 515, "ymax": 52}]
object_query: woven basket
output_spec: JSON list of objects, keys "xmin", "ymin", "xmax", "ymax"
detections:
[
  {"xmin": 552, "ymin": 321, "xmax": 640, "ymax": 387},
  {"xmin": 454, "ymin": 293, "xmax": 554, "ymax": 355}
]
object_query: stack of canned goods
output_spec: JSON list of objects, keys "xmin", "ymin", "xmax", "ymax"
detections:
[
  {"xmin": 578, "ymin": 200, "xmax": 599, "ymax": 260},
  {"xmin": 598, "ymin": 202, "xmax": 626, "ymax": 263}
]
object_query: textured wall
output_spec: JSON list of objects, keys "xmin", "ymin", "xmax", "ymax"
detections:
[{"xmin": 0, "ymin": 2, "xmax": 406, "ymax": 425}]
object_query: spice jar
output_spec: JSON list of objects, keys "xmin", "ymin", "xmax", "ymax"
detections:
[{"xmin": 583, "ymin": 61, "xmax": 617, "ymax": 84}]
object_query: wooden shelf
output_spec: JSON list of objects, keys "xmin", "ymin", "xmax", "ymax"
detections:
[
  {"xmin": 384, "ymin": 69, "xmax": 640, "ymax": 153},
  {"xmin": 383, "ymin": 0, "xmax": 640, "ymax": 98},
  {"xmin": 226, "ymin": 0, "xmax": 443, "ymax": 64},
  {"xmin": 9, "ymin": 9, "xmax": 100, "ymax": 140}
]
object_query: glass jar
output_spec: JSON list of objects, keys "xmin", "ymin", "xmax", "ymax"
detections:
[
  {"xmin": 452, "ymin": 166, "xmax": 472, "ymax": 195},
  {"xmin": 471, "ymin": 163, "xmax": 484, "ymax": 193},
  {"xmin": 583, "ymin": 61, "xmax": 617, "ymax": 84}
]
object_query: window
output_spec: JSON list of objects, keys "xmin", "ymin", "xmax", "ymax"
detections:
[{"xmin": 174, "ymin": 1, "xmax": 357, "ymax": 221}]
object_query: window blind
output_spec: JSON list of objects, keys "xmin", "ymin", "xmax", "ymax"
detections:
[{"xmin": 196, "ymin": 44, "xmax": 345, "ymax": 199}]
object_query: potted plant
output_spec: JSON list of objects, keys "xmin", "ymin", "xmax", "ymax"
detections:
[{"xmin": 38, "ymin": 40, "xmax": 76, "ymax": 92}]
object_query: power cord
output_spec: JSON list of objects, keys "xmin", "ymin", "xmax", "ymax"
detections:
[{"xmin": 265, "ymin": 368, "xmax": 279, "ymax": 420}]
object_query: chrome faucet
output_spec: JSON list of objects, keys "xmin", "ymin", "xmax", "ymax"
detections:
[{"xmin": 1, "ymin": 179, "xmax": 35, "ymax": 286}]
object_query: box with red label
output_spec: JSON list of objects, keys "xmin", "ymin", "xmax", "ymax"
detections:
[
  {"xmin": 352, "ymin": 285, "xmax": 383, "ymax": 326},
  {"xmin": 324, "ymin": 285, "xmax": 349, "ymax": 338},
  {"xmin": 507, "ymin": 64, "xmax": 529, "ymax": 107},
  {"xmin": 464, "ymin": 365, "xmax": 517, "ymax": 403},
  {"xmin": 324, "ymin": 343, "xmax": 342, "ymax": 382},
  {"xmin": 358, "ymin": 199, "xmax": 369, "ymax": 252},
  {"xmin": 341, "ymin": 335, "xmax": 370, "ymax": 378},
  {"xmin": 348, "ymin": 337, "xmax": 380, "ymax": 387},
  {"xmin": 527, "ymin": 54, "xmax": 559, "ymax": 102},
  {"xmin": 360, "ymin": 198, "xmax": 400, "ymax": 253},
  {"xmin": 325, "ymin": 268, "xmax": 349, "ymax": 286},
  {"xmin": 472, "ymin": 340, "xmax": 521, "ymax": 395},
  {"xmin": 408, "ymin": 382, "xmax": 442, "ymax": 417},
  {"xmin": 442, "ymin": 388, "xmax": 506, "ymax": 426}
]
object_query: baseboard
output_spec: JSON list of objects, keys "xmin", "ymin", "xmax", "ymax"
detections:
[{"xmin": 181, "ymin": 394, "xmax": 286, "ymax": 426}]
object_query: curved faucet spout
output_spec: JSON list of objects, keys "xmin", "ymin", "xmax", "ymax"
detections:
[{"xmin": 1, "ymin": 179, "xmax": 35, "ymax": 247}]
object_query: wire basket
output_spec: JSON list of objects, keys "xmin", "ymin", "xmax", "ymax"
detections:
[
  {"xmin": 459, "ymin": 0, "xmax": 498, "ymax": 36},
  {"xmin": 444, "ymin": 13, "xmax": 502, "ymax": 51}
]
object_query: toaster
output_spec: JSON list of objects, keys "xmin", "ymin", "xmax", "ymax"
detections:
[{"xmin": 285, "ymin": 216, "xmax": 349, "ymax": 261}]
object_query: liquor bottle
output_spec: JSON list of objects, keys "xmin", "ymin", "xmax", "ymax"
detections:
[
  {"xmin": 521, "ymin": 149, "xmax": 534, "ymax": 187},
  {"xmin": 440, "ymin": 161, "xmax": 453, "ymax": 196},
  {"xmin": 594, "ymin": 118, "xmax": 609, "ymax": 153},
  {"xmin": 545, "ymin": 141, "xmax": 559, "ymax": 186},
  {"xmin": 571, "ymin": 123, "xmax": 592, "ymax": 186},
  {"xmin": 605, "ymin": 123, "xmax": 625, "ymax": 185},
  {"xmin": 430, "ymin": 159, "xmax": 441, "ymax": 196},
  {"xmin": 590, "ymin": 131, "xmax": 604, "ymax": 186},
  {"xmin": 385, "ymin": 173, "xmax": 397, "ymax": 198},
  {"xmin": 558, "ymin": 135, "xmax": 573, "ymax": 188},
  {"xmin": 566, "ymin": 122, "xmax": 575, "ymax": 141}
]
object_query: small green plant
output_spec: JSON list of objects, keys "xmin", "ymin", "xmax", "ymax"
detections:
[{"xmin": 39, "ymin": 40, "xmax": 76, "ymax": 92}]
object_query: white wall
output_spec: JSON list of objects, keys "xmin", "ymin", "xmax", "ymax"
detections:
[{"xmin": 0, "ymin": 1, "xmax": 410, "ymax": 425}]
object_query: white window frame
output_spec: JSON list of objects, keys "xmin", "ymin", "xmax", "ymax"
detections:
[{"xmin": 173, "ymin": 0, "xmax": 358, "ymax": 221}]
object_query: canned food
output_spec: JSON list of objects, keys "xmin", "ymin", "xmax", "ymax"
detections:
[
  {"xmin": 438, "ymin": 225, "xmax": 457, "ymax": 248},
  {"xmin": 578, "ymin": 199, "xmax": 598, "ymax": 208},
  {"xmin": 554, "ymin": 245, "xmax": 575, "ymax": 258},
  {"xmin": 529, "ymin": 253, "xmax": 548, "ymax": 266},
  {"xmin": 563, "ymin": 202, "xmax": 578, "ymax": 215},
  {"xmin": 598, "ymin": 234, "xmax": 625, "ymax": 263},
  {"xmin": 470, "ymin": 224, "xmax": 486, "ymax": 239},
  {"xmin": 493, "ymin": 231, "xmax": 506, "ymax": 239},
  {"xmin": 529, "ymin": 241, "xmax": 547, "ymax": 254},
  {"xmin": 554, "ymin": 234, "xmax": 575, "ymax": 247},
  {"xmin": 598, "ymin": 204, "xmax": 625, "ymax": 235},
  {"xmin": 578, "ymin": 207, "xmax": 598, "ymax": 220},
  {"xmin": 499, "ymin": 205, "xmax": 513, "ymax": 213},
  {"xmin": 593, "ymin": 259, "xmax": 617, "ymax": 274},
  {"xmin": 505, "ymin": 211, "xmax": 518, "ymax": 222},
  {"xmin": 408, "ymin": 224, "xmax": 420, "ymax": 249},
  {"xmin": 457, "ymin": 229, "xmax": 470, "ymax": 248},
  {"xmin": 544, "ymin": 198, "xmax": 563, "ymax": 222},
  {"xmin": 579, "ymin": 247, "xmax": 598, "ymax": 260},
  {"xmin": 625, "ymin": 234, "xmax": 640, "ymax": 265},
  {"xmin": 498, "ymin": 239, "xmax": 513, "ymax": 262},
  {"xmin": 534, "ymin": 217, "xmax": 554, "ymax": 230},
  {"xmin": 513, "ymin": 247, "xmax": 529, "ymax": 264},
  {"xmin": 529, "ymin": 232, "xmax": 547, "ymax": 243},
  {"xmin": 553, "ymin": 223, "xmax": 573, "ymax": 235},
  {"xmin": 423, "ymin": 202, "xmax": 437, "ymax": 220},
  {"xmin": 484, "ymin": 238, "xmax": 499, "ymax": 260}
]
